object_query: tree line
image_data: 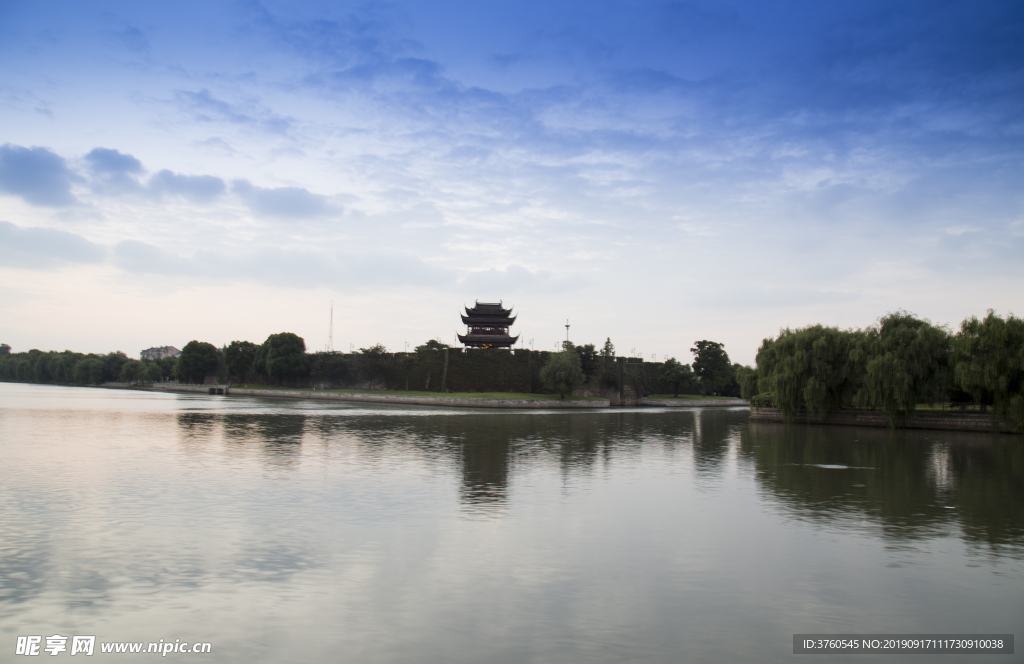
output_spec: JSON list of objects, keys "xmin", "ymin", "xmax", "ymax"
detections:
[
  {"xmin": 0, "ymin": 333, "xmax": 745, "ymax": 399},
  {"xmin": 740, "ymin": 310, "xmax": 1024, "ymax": 430},
  {"xmin": 0, "ymin": 346, "xmax": 175, "ymax": 386}
]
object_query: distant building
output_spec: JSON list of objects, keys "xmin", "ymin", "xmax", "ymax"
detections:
[
  {"xmin": 458, "ymin": 301, "xmax": 519, "ymax": 349},
  {"xmin": 141, "ymin": 346, "xmax": 181, "ymax": 361}
]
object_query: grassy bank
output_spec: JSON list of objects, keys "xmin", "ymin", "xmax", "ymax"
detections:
[
  {"xmin": 229, "ymin": 384, "xmax": 607, "ymax": 401},
  {"xmin": 647, "ymin": 394, "xmax": 743, "ymax": 401}
]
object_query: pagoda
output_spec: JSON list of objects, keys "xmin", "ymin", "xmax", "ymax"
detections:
[{"xmin": 458, "ymin": 301, "xmax": 519, "ymax": 349}]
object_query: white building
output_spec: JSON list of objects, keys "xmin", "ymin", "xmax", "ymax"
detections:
[{"xmin": 141, "ymin": 346, "xmax": 182, "ymax": 361}]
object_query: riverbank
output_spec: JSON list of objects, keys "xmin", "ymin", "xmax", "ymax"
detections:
[
  {"xmin": 128, "ymin": 383, "xmax": 751, "ymax": 409},
  {"xmin": 749, "ymin": 406, "xmax": 1019, "ymax": 434},
  {"xmin": 640, "ymin": 398, "xmax": 748, "ymax": 408},
  {"xmin": 140, "ymin": 383, "xmax": 610, "ymax": 408}
]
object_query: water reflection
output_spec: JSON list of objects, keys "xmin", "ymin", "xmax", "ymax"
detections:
[
  {"xmin": 171, "ymin": 408, "xmax": 758, "ymax": 512},
  {"xmin": 741, "ymin": 421, "xmax": 1024, "ymax": 555},
  {"xmin": 171, "ymin": 404, "xmax": 1021, "ymax": 555},
  {"xmin": 4, "ymin": 384, "xmax": 1023, "ymax": 663},
  {"xmin": 691, "ymin": 409, "xmax": 736, "ymax": 478},
  {"xmin": 224, "ymin": 413, "xmax": 307, "ymax": 468}
]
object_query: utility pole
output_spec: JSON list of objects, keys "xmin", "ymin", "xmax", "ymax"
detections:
[{"xmin": 328, "ymin": 300, "xmax": 334, "ymax": 353}]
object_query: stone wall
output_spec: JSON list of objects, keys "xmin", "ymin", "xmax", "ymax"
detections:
[
  {"xmin": 750, "ymin": 407, "xmax": 1018, "ymax": 434},
  {"xmin": 225, "ymin": 388, "xmax": 609, "ymax": 409},
  {"xmin": 641, "ymin": 398, "xmax": 749, "ymax": 408},
  {"xmin": 147, "ymin": 383, "xmax": 227, "ymax": 394}
]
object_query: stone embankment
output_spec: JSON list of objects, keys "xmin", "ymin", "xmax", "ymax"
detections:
[
  {"xmin": 230, "ymin": 388, "xmax": 609, "ymax": 408},
  {"xmin": 749, "ymin": 407, "xmax": 1018, "ymax": 434},
  {"xmin": 639, "ymin": 398, "xmax": 749, "ymax": 408},
  {"xmin": 146, "ymin": 383, "xmax": 608, "ymax": 408},
  {"xmin": 127, "ymin": 383, "xmax": 756, "ymax": 410}
]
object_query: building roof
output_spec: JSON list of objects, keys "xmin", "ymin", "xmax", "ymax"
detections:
[
  {"xmin": 458, "ymin": 333, "xmax": 520, "ymax": 347},
  {"xmin": 465, "ymin": 301, "xmax": 513, "ymax": 317},
  {"xmin": 461, "ymin": 314, "xmax": 517, "ymax": 327}
]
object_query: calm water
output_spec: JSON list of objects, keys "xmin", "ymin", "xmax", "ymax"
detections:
[{"xmin": 1, "ymin": 383, "xmax": 1021, "ymax": 663}]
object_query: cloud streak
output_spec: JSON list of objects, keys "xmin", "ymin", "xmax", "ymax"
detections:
[
  {"xmin": 232, "ymin": 180, "xmax": 339, "ymax": 219},
  {"xmin": 0, "ymin": 221, "xmax": 106, "ymax": 268}
]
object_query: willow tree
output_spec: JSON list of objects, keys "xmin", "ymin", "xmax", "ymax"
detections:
[
  {"xmin": 119, "ymin": 359, "xmax": 142, "ymax": 384},
  {"xmin": 954, "ymin": 311, "xmax": 1024, "ymax": 432},
  {"xmin": 853, "ymin": 312, "xmax": 951, "ymax": 427},
  {"xmin": 735, "ymin": 365, "xmax": 758, "ymax": 400},
  {"xmin": 756, "ymin": 325, "xmax": 865, "ymax": 421},
  {"xmin": 540, "ymin": 346, "xmax": 585, "ymax": 399}
]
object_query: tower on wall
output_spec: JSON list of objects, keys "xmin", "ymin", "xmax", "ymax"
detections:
[{"xmin": 458, "ymin": 301, "xmax": 519, "ymax": 349}]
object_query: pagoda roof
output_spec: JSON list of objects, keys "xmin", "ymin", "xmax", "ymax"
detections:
[
  {"xmin": 465, "ymin": 301, "xmax": 513, "ymax": 317},
  {"xmin": 458, "ymin": 333, "xmax": 519, "ymax": 348},
  {"xmin": 462, "ymin": 314, "xmax": 516, "ymax": 327}
]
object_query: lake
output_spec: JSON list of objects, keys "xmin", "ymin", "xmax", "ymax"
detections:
[{"xmin": 1, "ymin": 382, "xmax": 1021, "ymax": 662}]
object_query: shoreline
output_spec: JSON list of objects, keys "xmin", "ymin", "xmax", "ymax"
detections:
[
  {"xmin": 749, "ymin": 406, "xmax": 1018, "ymax": 434},
  {"xmin": 125, "ymin": 383, "xmax": 754, "ymax": 410},
  {"xmin": 143, "ymin": 383, "xmax": 609, "ymax": 408},
  {"xmin": 639, "ymin": 398, "xmax": 749, "ymax": 408}
]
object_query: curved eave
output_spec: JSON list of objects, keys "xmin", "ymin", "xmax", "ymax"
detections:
[
  {"xmin": 461, "ymin": 314, "xmax": 517, "ymax": 326},
  {"xmin": 464, "ymin": 307, "xmax": 514, "ymax": 318},
  {"xmin": 458, "ymin": 333, "xmax": 520, "ymax": 347}
]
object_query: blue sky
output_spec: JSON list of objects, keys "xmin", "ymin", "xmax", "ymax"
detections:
[{"xmin": 1, "ymin": 0, "xmax": 1021, "ymax": 363}]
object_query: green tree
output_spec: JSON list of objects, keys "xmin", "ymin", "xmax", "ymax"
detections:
[
  {"xmin": 177, "ymin": 341, "xmax": 220, "ymax": 383},
  {"xmin": 415, "ymin": 339, "xmax": 450, "ymax": 352},
  {"xmin": 0, "ymin": 343, "xmax": 10, "ymax": 356},
  {"xmin": 755, "ymin": 325, "xmax": 866, "ymax": 420},
  {"xmin": 156, "ymin": 355, "xmax": 178, "ymax": 380},
  {"xmin": 142, "ymin": 361, "xmax": 163, "ymax": 382},
  {"xmin": 225, "ymin": 340, "xmax": 259, "ymax": 381},
  {"xmin": 33, "ymin": 353, "xmax": 54, "ymax": 383},
  {"xmin": 660, "ymin": 357, "xmax": 697, "ymax": 396},
  {"xmin": 954, "ymin": 310, "xmax": 1024, "ymax": 431},
  {"xmin": 310, "ymin": 352, "xmax": 350, "ymax": 386},
  {"xmin": 575, "ymin": 343, "xmax": 599, "ymax": 381},
  {"xmin": 102, "ymin": 352, "xmax": 129, "ymax": 383},
  {"xmin": 53, "ymin": 352, "xmax": 77, "ymax": 383},
  {"xmin": 735, "ymin": 365, "xmax": 758, "ymax": 399},
  {"xmin": 120, "ymin": 359, "xmax": 142, "ymax": 384},
  {"xmin": 74, "ymin": 358, "xmax": 104, "ymax": 384},
  {"xmin": 540, "ymin": 346, "xmax": 585, "ymax": 399},
  {"xmin": 853, "ymin": 312, "xmax": 952, "ymax": 427},
  {"xmin": 356, "ymin": 343, "xmax": 392, "ymax": 387},
  {"xmin": 690, "ymin": 340, "xmax": 733, "ymax": 395},
  {"xmin": 600, "ymin": 337, "xmax": 615, "ymax": 359},
  {"xmin": 263, "ymin": 333, "xmax": 308, "ymax": 384}
]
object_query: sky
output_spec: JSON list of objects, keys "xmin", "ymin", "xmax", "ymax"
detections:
[{"xmin": 1, "ymin": 0, "xmax": 1021, "ymax": 365}]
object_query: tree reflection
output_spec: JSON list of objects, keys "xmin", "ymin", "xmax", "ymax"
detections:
[
  {"xmin": 691, "ymin": 409, "xmax": 740, "ymax": 477},
  {"xmin": 741, "ymin": 421, "xmax": 1024, "ymax": 553},
  {"xmin": 178, "ymin": 412, "xmax": 307, "ymax": 467},
  {"xmin": 329, "ymin": 410, "xmax": 740, "ymax": 514}
]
